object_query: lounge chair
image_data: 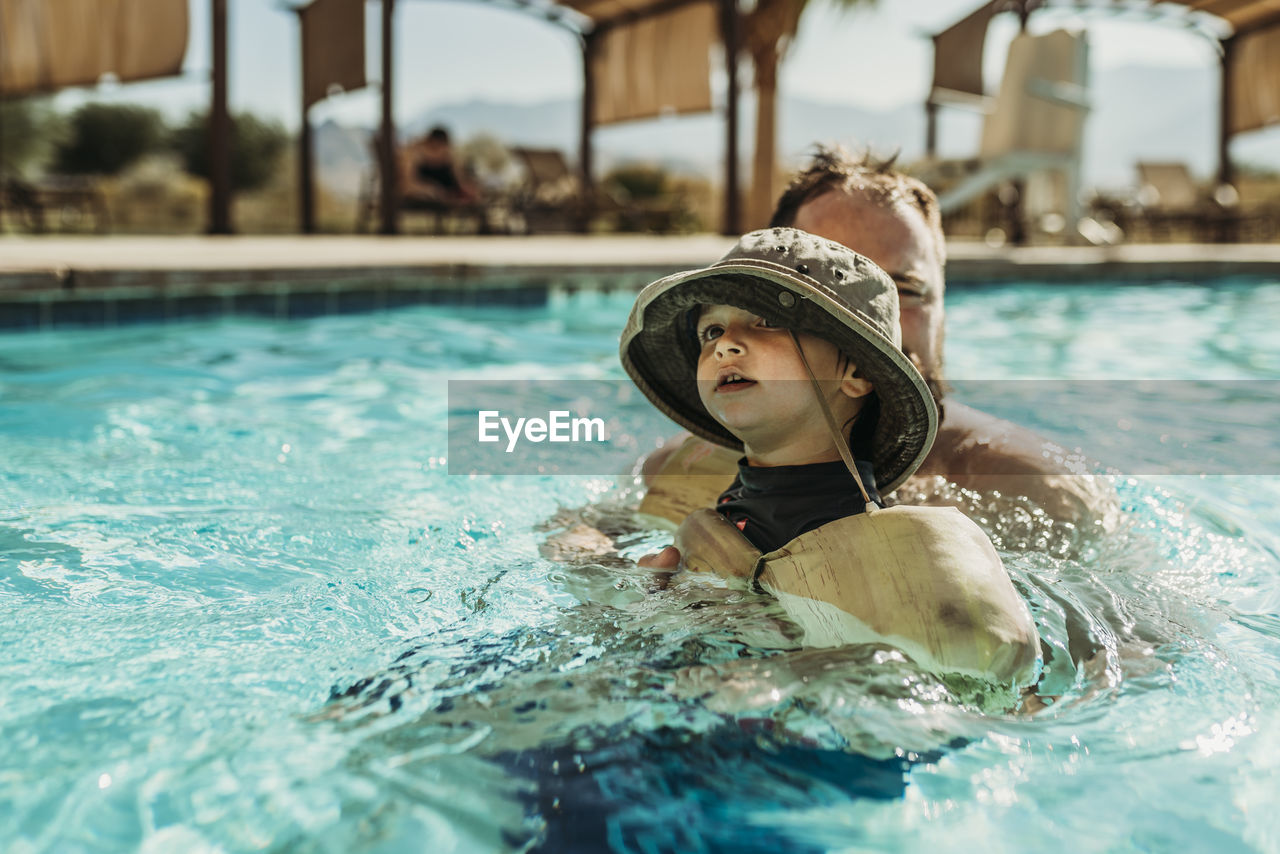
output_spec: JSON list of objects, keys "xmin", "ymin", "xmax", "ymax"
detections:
[
  {"xmin": 1132, "ymin": 161, "xmax": 1244, "ymax": 243},
  {"xmin": 1, "ymin": 174, "xmax": 109, "ymax": 234},
  {"xmin": 355, "ymin": 136, "xmax": 500, "ymax": 235},
  {"xmin": 508, "ymin": 147, "xmax": 689, "ymax": 234},
  {"xmin": 914, "ymin": 29, "xmax": 1090, "ymax": 243},
  {"xmin": 507, "ymin": 147, "xmax": 591, "ymax": 233}
]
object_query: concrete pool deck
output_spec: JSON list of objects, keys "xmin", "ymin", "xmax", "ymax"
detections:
[{"xmin": 2, "ymin": 234, "xmax": 1279, "ymax": 328}]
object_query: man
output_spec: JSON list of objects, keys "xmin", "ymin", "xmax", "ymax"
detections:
[{"xmin": 640, "ymin": 145, "xmax": 1117, "ymax": 533}]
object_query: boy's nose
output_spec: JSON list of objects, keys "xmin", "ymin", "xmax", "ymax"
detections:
[{"xmin": 715, "ymin": 333, "xmax": 744, "ymax": 358}]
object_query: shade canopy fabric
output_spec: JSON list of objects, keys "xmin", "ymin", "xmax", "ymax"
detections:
[
  {"xmin": 1166, "ymin": 0, "xmax": 1280, "ymax": 137},
  {"xmin": 929, "ymin": 0, "xmax": 1001, "ymax": 102},
  {"xmin": 301, "ymin": 0, "xmax": 367, "ymax": 109},
  {"xmin": 1228, "ymin": 24, "xmax": 1280, "ymax": 134},
  {"xmin": 0, "ymin": 0, "xmax": 188, "ymax": 96},
  {"xmin": 1125, "ymin": 1, "xmax": 1280, "ymax": 136},
  {"xmin": 589, "ymin": 0, "xmax": 715, "ymax": 125}
]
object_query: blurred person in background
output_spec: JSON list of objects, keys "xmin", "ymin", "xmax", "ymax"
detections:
[{"xmin": 399, "ymin": 125, "xmax": 479, "ymax": 208}]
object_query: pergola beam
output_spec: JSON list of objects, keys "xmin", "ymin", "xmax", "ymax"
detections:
[{"xmin": 1232, "ymin": 8, "xmax": 1280, "ymax": 35}]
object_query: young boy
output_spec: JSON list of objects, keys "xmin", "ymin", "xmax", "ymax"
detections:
[
  {"xmin": 621, "ymin": 227, "xmax": 938, "ymax": 554},
  {"xmin": 621, "ymin": 228, "xmax": 1040, "ymax": 685}
]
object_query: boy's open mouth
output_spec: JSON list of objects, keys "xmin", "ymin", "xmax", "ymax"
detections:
[{"xmin": 715, "ymin": 370, "xmax": 756, "ymax": 392}]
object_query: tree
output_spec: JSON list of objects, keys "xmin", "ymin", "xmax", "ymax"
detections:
[
  {"xmin": 604, "ymin": 163, "xmax": 668, "ymax": 201},
  {"xmin": 170, "ymin": 110, "xmax": 288, "ymax": 192},
  {"xmin": 741, "ymin": 0, "xmax": 875, "ymax": 226},
  {"xmin": 0, "ymin": 98, "xmax": 63, "ymax": 176},
  {"xmin": 54, "ymin": 103, "xmax": 165, "ymax": 175}
]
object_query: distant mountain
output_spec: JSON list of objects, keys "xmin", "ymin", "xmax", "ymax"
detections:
[
  {"xmin": 405, "ymin": 99, "xmax": 580, "ymax": 151},
  {"xmin": 1083, "ymin": 65, "xmax": 1217, "ymax": 188},
  {"xmin": 313, "ymin": 65, "xmax": 1278, "ymax": 198}
]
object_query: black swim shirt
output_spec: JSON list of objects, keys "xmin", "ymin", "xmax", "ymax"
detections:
[{"xmin": 715, "ymin": 458, "xmax": 883, "ymax": 554}]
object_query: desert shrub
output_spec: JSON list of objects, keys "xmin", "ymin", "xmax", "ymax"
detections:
[
  {"xmin": 0, "ymin": 98, "xmax": 64, "ymax": 176},
  {"xmin": 53, "ymin": 103, "xmax": 164, "ymax": 175},
  {"xmin": 602, "ymin": 163, "xmax": 703, "ymax": 234},
  {"xmin": 170, "ymin": 110, "xmax": 289, "ymax": 192},
  {"xmin": 603, "ymin": 163, "xmax": 667, "ymax": 201},
  {"xmin": 105, "ymin": 154, "xmax": 206, "ymax": 233}
]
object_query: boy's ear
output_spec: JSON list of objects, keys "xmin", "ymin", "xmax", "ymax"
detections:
[{"xmin": 839, "ymin": 363, "xmax": 873, "ymax": 400}]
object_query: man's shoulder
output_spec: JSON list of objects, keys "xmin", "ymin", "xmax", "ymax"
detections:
[
  {"xmin": 914, "ymin": 401, "xmax": 1120, "ymax": 531},
  {"xmin": 928, "ymin": 401, "xmax": 1092, "ymax": 477}
]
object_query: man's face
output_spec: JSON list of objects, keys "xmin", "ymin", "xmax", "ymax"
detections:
[{"xmin": 792, "ymin": 189, "xmax": 945, "ymax": 383}]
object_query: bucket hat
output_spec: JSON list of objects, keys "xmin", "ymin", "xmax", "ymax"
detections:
[{"xmin": 620, "ymin": 227, "xmax": 937, "ymax": 494}]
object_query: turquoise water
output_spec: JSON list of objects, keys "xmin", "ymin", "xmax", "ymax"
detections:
[{"xmin": 3, "ymin": 281, "xmax": 1280, "ymax": 852}]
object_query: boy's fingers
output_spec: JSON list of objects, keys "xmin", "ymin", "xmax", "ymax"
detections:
[
  {"xmin": 637, "ymin": 546, "xmax": 681, "ymax": 569},
  {"xmin": 538, "ymin": 523, "xmax": 614, "ymax": 561}
]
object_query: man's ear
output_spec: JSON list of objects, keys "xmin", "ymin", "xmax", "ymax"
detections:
[{"xmin": 840, "ymin": 363, "xmax": 873, "ymax": 400}]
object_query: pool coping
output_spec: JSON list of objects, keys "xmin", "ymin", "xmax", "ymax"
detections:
[{"xmin": 2, "ymin": 235, "xmax": 1279, "ymax": 329}]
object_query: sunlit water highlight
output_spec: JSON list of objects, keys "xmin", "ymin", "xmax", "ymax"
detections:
[{"xmin": 2, "ymin": 280, "xmax": 1280, "ymax": 852}]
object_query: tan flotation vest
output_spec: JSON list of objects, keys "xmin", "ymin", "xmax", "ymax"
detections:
[
  {"xmin": 638, "ymin": 435, "xmax": 737, "ymax": 525},
  {"xmin": 651, "ymin": 331, "xmax": 1040, "ymax": 685},
  {"xmin": 675, "ymin": 504, "xmax": 1041, "ymax": 686}
]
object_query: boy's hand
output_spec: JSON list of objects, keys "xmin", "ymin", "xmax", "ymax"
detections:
[
  {"xmin": 538, "ymin": 522, "xmax": 615, "ymax": 562},
  {"xmin": 637, "ymin": 546, "xmax": 681, "ymax": 569}
]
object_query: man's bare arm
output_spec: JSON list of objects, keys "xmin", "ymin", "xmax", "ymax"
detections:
[{"xmin": 910, "ymin": 401, "xmax": 1121, "ymax": 530}]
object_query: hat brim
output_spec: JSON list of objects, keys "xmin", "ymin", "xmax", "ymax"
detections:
[{"xmin": 621, "ymin": 260, "xmax": 937, "ymax": 494}]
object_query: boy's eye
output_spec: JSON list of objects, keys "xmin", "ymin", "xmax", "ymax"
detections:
[
  {"xmin": 698, "ymin": 324, "xmax": 723, "ymax": 343},
  {"xmin": 757, "ymin": 316, "xmax": 776, "ymax": 328}
]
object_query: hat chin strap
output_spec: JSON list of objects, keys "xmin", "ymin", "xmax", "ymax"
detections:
[{"xmin": 789, "ymin": 331, "xmax": 876, "ymax": 510}]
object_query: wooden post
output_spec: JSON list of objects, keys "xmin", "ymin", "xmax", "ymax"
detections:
[
  {"xmin": 299, "ymin": 111, "xmax": 315, "ymax": 234},
  {"xmin": 1218, "ymin": 35, "xmax": 1235, "ymax": 188},
  {"xmin": 1006, "ymin": 0, "xmax": 1031, "ymax": 245},
  {"xmin": 297, "ymin": 9, "xmax": 315, "ymax": 234},
  {"xmin": 721, "ymin": 0, "xmax": 740, "ymax": 236},
  {"xmin": 209, "ymin": 0, "xmax": 232, "ymax": 234},
  {"xmin": 579, "ymin": 31, "xmax": 598, "ymax": 233},
  {"xmin": 924, "ymin": 99, "xmax": 938, "ymax": 159},
  {"xmin": 379, "ymin": 0, "xmax": 399, "ymax": 236}
]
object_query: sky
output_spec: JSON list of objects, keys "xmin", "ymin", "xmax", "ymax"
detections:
[{"xmin": 56, "ymin": 0, "xmax": 1222, "ymax": 130}]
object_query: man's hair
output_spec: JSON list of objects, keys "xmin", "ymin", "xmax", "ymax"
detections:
[
  {"xmin": 770, "ymin": 144, "xmax": 950, "ymax": 408},
  {"xmin": 769, "ymin": 144, "xmax": 946, "ymax": 267}
]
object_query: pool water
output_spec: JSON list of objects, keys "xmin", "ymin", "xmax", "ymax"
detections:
[{"xmin": 3, "ymin": 281, "xmax": 1280, "ymax": 853}]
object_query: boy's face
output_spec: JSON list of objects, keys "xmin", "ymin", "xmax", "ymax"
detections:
[{"xmin": 694, "ymin": 304, "xmax": 872, "ymax": 464}]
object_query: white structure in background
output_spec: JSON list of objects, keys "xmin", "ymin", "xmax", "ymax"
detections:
[{"xmin": 929, "ymin": 29, "xmax": 1091, "ymax": 242}]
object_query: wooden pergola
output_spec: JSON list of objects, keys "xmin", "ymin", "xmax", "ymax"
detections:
[
  {"xmin": 0, "ymin": 0, "xmax": 741, "ymax": 236},
  {"xmin": 925, "ymin": 0, "xmax": 1280, "ymax": 187},
  {"xmin": 292, "ymin": 0, "xmax": 744, "ymax": 237},
  {"xmin": 12, "ymin": 1, "xmax": 1274, "ymax": 236}
]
